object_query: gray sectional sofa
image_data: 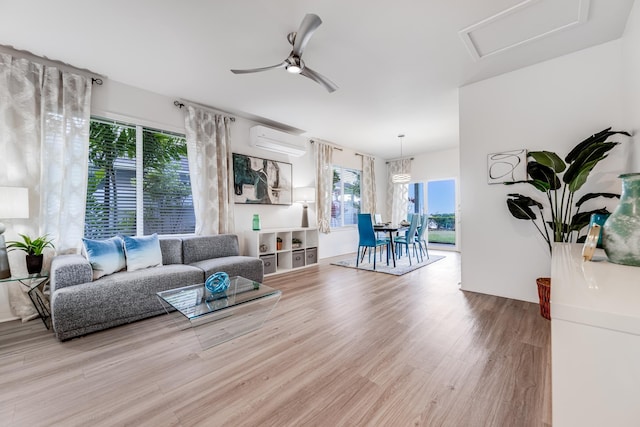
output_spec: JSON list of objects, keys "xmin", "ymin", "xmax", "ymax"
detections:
[{"xmin": 49, "ymin": 234, "xmax": 263, "ymax": 341}]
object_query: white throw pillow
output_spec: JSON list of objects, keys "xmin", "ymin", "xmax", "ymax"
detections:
[
  {"xmin": 82, "ymin": 236, "xmax": 126, "ymax": 280},
  {"xmin": 121, "ymin": 234, "xmax": 163, "ymax": 272}
]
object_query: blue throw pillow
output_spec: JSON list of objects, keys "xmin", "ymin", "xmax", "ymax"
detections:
[
  {"xmin": 82, "ymin": 236, "xmax": 126, "ymax": 280},
  {"xmin": 122, "ymin": 234, "xmax": 163, "ymax": 272}
]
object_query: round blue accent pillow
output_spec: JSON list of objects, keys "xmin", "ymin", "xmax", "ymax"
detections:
[{"xmin": 205, "ymin": 272, "xmax": 230, "ymax": 294}]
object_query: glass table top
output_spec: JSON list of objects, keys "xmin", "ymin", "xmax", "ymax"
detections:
[
  {"xmin": 157, "ymin": 276, "xmax": 281, "ymax": 321},
  {"xmin": 0, "ymin": 272, "xmax": 49, "ymax": 283}
]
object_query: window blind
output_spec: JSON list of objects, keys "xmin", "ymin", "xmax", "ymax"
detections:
[
  {"xmin": 85, "ymin": 120, "xmax": 137, "ymax": 239},
  {"xmin": 85, "ymin": 118, "xmax": 195, "ymax": 239},
  {"xmin": 142, "ymin": 128, "xmax": 195, "ymax": 235}
]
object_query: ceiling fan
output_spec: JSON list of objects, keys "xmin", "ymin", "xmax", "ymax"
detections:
[{"xmin": 231, "ymin": 13, "xmax": 338, "ymax": 93}]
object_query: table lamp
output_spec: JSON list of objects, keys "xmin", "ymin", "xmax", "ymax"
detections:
[
  {"xmin": 294, "ymin": 187, "xmax": 315, "ymax": 228},
  {"xmin": 0, "ymin": 187, "xmax": 29, "ymax": 279}
]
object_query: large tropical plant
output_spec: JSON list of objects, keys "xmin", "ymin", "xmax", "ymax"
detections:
[{"xmin": 506, "ymin": 127, "xmax": 630, "ymax": 254}]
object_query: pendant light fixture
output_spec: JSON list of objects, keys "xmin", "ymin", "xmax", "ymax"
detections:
[{"xmin": 391, "ymin": 134, "xmax": 411, "ymax": 184}]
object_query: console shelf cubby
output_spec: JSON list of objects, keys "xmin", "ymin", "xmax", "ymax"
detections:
[{"xmin": 245, "ymin": 227, "xmax": 319, "ymax": 276}]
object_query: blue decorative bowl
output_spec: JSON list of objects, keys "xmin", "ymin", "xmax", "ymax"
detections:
[{"xmin": 205, "ymin": 272, "xmax": 230, "ymax": 294}]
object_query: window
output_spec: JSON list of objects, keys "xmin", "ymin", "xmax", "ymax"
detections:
[
  {"xmin": 331, "ymin": 166, "xmax": 361, "ymax": 227},
  {"xmin": 85, "ymin": 118, "xmax": 195, "ymax": 238}
]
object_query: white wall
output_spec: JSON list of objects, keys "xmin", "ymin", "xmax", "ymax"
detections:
[
  {"xmin": 411, "ymin": 147, "xmax": 460, "ymax": 184},
  {"xmin": 93, "ymin": 79, "xmax": 396, "ymax": 260},
  {"xmin": 460, "ymin": 39, "xmax": 629, "ymax": 303},
  {"xmin": 622, "ymin": 0, "xmax": 640, "ymax": 171},
  {"xmin": 93, "ymin": 80, "xmax": 319, "ymax": 252},
  {"xmin": 86, "ymin": 80, "xmax": 455, "ymax": 262}
]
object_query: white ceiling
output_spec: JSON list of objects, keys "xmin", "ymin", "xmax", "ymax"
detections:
[{"xmin": 0, "ymin": 0, "xmax": 634, "ymax": 159}]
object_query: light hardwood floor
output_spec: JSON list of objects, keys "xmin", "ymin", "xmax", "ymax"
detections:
[{"xmin": 0, "ymin": 251, "xmax": 551, "ymax": 427}]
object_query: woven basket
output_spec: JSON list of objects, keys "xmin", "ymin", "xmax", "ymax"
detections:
[{"xmin": 536, "ymin": 277, "xmax": 551, "ymax": 320}]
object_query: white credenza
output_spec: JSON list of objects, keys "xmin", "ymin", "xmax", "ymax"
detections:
[
  {"xmin": 551, "ymin": 243, "xmax": 640, "ymax": 427},
  {"xmin": 245, "ymin": 227, "xmax": 318, "ymax": 276}
]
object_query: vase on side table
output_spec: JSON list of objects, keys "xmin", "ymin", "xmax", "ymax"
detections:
[{"xmin": 603, "ymin": 173, "xmax": 640, "ymax": 266}]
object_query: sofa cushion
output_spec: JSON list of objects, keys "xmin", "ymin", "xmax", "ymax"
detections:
[
  {"xmin": 182, "ymin": 234, "xmax": 240, "ymax": 264},
  {"xmin": 122, "ymin": 234, "xmax": 163, "ymax": 271},
  {"xmin": 81, "ymin": 236, "xmax": 126, "ymax": 280},
  {"xmin": 159, "ymin": 237, "xmax": 183, "ymax": 265},
  {"xmin": 189, "ymin": 255, "xmax": 264, "ymax": 284}
]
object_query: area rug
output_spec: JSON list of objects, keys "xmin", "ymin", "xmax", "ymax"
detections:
[{"xmin": 331, "ymin": 254, "xmax": 445, "ymax": 276}]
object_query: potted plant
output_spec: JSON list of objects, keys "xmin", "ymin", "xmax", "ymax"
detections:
[
  {"xmin": 292, "ymin": 237, "xmax": 302, "ymax": 249},
  {"xmin": 505, "ymin": 127, "xmax": 630, "ymax": 318},
  {"xmin": 6, "ymin": 233, "xmax": 55, "ymax": 274},
  {"xmin": 276, "ymin": 237, "xmax": 283, "ymax": 251}
]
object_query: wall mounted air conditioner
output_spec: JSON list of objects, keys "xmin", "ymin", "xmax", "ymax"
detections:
[{"xmin": 249, "ymin": 125, "xmax": 307, "ymax": 157}]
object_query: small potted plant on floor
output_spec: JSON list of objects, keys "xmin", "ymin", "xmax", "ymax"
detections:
[{"xmin": 7, "ymin": 233, "xmax": 55, "ymax": 274}]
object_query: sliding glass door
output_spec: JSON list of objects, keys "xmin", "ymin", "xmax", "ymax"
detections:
[
  {"xmin": 426, "ymin": 179, "xmax": 456, "ymax": 247},
  {"xmin": 408, "ymin": 179, "xmax": 457, "ymax": 248}
]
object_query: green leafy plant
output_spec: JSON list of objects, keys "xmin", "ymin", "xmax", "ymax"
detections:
[
  {"xmin": 292, "ymin": 238, "xmax": 302, "ymax": 244},
  {"xmin": 506, "ymin": 127, "xmax": 630, "ymax": 254},
  {"xmin": 6, "ymin": 234, "xmax": 55, "ymax": 256}
]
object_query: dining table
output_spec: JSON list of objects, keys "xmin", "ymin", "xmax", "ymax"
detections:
[{"xmin": 373, "ymin": 224, "xmax": 408, "ymax": 268}]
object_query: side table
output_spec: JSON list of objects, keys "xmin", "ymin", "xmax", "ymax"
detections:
[{"xmin": 0, "ymin": 272, "xmax": 51, "ymax": 329}]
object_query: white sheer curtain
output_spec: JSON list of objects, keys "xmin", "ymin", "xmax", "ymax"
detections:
[
  {"xmin": 386, "ymin": 159, "xmax": 412, "ymax": 225},
  {"xmin": 0, "ymin": 53, "xmax": 91, "ymax": 320},
  {"xmin": 361, "ymin": 155, "xmax": 376, "ymax": 215},
  {"xmin": 315, "ymin": 142, "xmax": 333, "ymax": 233},
  {"xmin": 184, "ymin": 105, "xmax": 235, "ymax": 234},
  {"xmin": 0, "ymin": 53, "xmax": 41, "ymax": 321},
  {"xmin": 40, "ymin": 68, "xmax": 92, "ymax": 253}
]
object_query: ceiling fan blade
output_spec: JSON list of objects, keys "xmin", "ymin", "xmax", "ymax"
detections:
[
  {"xmin": 292, "ymin": 14, "xmax": 322, "ymax": 57},
  {"xmin": 300, "ymin": 67, "xmax": 338, "ymax": 93},
  {"xmin": 231, "ymin": 62, "xmax": 286, "ymax": 74}
]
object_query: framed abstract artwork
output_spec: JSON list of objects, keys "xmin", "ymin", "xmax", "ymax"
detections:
[
  {"xmin": 232, "ymin": 153, "xmax": 293, "ymax": 205},
  {"xmin": 487, "ymin": 149, "xmax": 527, "ymax": 184}
]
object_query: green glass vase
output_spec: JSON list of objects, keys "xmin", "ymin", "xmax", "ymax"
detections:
[
  {"xmin": 252, "ymin": 214, "xmax": 261, "ymax": 231},
  {"xmin": 602, "ymin": 173, "xmax": 640, "ymax": 266}
]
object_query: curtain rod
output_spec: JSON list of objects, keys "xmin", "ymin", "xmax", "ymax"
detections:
[
  {"xmin": 309, "ymin": 140, "xmax": 343, "ymax": 151},
  {"xmin": 385, "ymin": 157, "xmax": 414, "ymax": 164},
  {"xmin": 173, "ymin": 100, "xmax": 236, "ymax": 122},
  {"xmin": 0, "ymin": 44, "xmax": 104, "ymax": 85}
]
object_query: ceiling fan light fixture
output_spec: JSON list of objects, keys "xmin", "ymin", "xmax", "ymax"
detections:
[
  {"xmin": 230, "ymin": 14, "xmax": 337, "ymax": 92},
  {"xmin": 285, "ymin": 55, "xmax": 303, "ymax": 74}
]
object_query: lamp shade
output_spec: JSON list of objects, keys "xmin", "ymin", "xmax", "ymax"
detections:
[
  {"xmin": 294, "ymin": 187, "xmax": 316, "ymax": 203},
  {"xmin": 0, "ymin": 187, "xmax": 29, "ymax": 218}
]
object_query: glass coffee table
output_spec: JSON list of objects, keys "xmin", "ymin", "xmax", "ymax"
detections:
[{"xmin": 157, "ymin": 276, "xmax": 281, "ymax": 349}]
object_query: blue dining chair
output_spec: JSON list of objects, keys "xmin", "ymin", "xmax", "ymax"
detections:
[
  {"xmin": 415, "ymin": 214, "xmax": 430, "ymax": 260},
  {"xmin": 357, "ymin": 213, "xmax": 389, "ymax": 269},
  {"xmin": 394, "ymin": 214, "xmax": 421, "ymax": 265}
]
